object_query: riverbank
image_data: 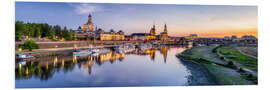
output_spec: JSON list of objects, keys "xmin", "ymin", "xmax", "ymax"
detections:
[{"xmin": 176, "ymin": 45, "xmax": 257, "ymax": 85}]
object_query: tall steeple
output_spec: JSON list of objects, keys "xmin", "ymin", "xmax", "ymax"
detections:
[
  {"xmin": 87, "ymin": 13, "xmax": 93, "ymax": 24},
  {"xmin": 153, "ymin": 21, "xmax": 156, "ymax": 29},
  {"xmin": 150, "ymin": 22, "xmax": 156, "ymax": 36},
  {"xmin": 88, "ymin": 14, "xmax": 92, "ymax": 17},
  {"xmin": 164, "ymin": 24, "xmax": 167, "ymax": 34},
  {"xmin": 81, "ymin": 13, "xmax": 94, "ymax": 31}
]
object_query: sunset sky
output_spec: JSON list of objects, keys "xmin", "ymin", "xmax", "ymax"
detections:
[{"xmin": 15, "ymin": 2, "xmax": 257, "ymax": 37}]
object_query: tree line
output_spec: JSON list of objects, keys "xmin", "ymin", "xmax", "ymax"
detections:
[{"xmin": 15, "ymin": 21, "xmax": 74, "ymax": 41}]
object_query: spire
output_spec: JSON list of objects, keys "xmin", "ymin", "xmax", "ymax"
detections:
[
  {"xmin": 78, "ymin": 26, "xmax": 81, "ymax": 30},
  {"xmin": 164, "ymin": 23, "xmax": 167, "ymax": 34},
  {"xmin": 87, "ymin": 13, "xmax": 93, "ymax": 24},
  {"xmin": 153, "ymin": 21, "xmax": 155, "ymax": 29},
  {"xmin": 88, "ymin": 13, "xmax": 92, "ymax": 17}
]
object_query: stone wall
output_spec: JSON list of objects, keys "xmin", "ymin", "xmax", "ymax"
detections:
[{"xmin": 15, "ymin": 40, "xmax": 142, "ymax": 51}]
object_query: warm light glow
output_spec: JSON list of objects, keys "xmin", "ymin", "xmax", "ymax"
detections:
[
  {"xmin": 62, "ymin": 59, "xmax": 65, "ymax": 68},
  {"xmin": 18, "ymin": 48, "xmax": 22, "ymax": 52},
  {"xmin": 25, "ymin": 67, "xmax": 29, "ymax": 75},
  {"xmin": 53, "ymin": 57, "xmax": 58, "ymax": 67},
  {"xmin": 171, "ymin": 28, "xmax": 258, "ymax": 38}
]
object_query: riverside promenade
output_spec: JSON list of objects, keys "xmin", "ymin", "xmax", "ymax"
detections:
[{"xmin": 15, "ymin": 40, "xmax": 143, "ymax": 50}]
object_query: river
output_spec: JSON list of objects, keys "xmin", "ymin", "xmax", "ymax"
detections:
[{"xmin": 15, "ymin": 45, "xmax": 195, "ymax": 88}]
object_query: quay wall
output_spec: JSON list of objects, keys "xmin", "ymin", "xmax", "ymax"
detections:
[{"xmin": 15, "ymin": 40, "xmax": 143, "ymax": 50}]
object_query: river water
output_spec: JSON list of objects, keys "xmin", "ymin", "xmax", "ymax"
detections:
[{"xmin": 15, "ymin": 45, "xmax": 193, "ymax": 88}]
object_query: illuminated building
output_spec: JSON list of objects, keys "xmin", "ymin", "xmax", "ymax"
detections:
[
  {"xmin": 160, "ymin": 24, "xmax": 169, "ymax": 41},
  {"xmin": 147, "ymin": 24, "xmax": 157, "ymax": 40},
  {"xmin": 81, "ymin": 14, "xmax": 94, "ymax": 31},
  {"xmin": 96, "ymin": 29, "xmax": 125, "ymax": 41},
  {"xmin": 131, "ymin": 33, "xmax": 148, "ymax": 40},
  {"xmin": 75, "ymin": 14, "xmax": 125, "ymax": 41},
  {"xmin": 131, "ymin": 23, "xmax": 158, "ymax": 40}
]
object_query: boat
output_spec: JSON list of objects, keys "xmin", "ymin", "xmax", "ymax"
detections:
[
  {"xmin": 89, "ymin": 48, "xmax": 110, "ymax": 56},
  {"xmin": 73, "ymin": 49, "xmax": 90, "ymax": 56},
  {"xmin": 89, "ymin": 49, "xmax": 99, "ymax": 54},
  {"xmin": 17, "ymin": 53, "xmax": 35, "ymax": 60},
  {"xmin": 115, "ymin": 45, "xmax": 135, "ymax": 53},
  {"xmin": 89, "ymin": 52, "xmax": 99, "ymax": 57},
  {"xmin": 138, "ymin": 43, "xmax": 152, "ymax": 50}
]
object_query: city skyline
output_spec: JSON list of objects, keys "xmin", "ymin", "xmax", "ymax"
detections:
[{"xmin": 15, "ymin": 2, "xmax": 257, "ymax": 37}]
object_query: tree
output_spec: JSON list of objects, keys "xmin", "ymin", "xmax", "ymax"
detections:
[
  {"xmin": 19, "ymin": 40, "xmax": 39, "ymax": 51},
  {"xmin": 15, "ymin": 21, "xmax": 25, "ymax": 41},
  {"xmin": 33, "ymin": 26, "xmax": 41, "ymax": 38},
  {"xmin": 47, "ymin": 26, "xmax": 55, "ymax": 40},
  {"xmin": 53, "ymin": 25, "xmax": 61, "ymax": 38},
  {"xmin": 41, "ymin": 23, "xmax": 50, "ymax": 38},
  {"xmin": 62, "ymin": 30, "xmax": 73, "ymax": 41}
]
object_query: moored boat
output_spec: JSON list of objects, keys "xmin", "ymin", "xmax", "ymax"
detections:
[{"xmin": 73, "ymin": 49, "xmax": 90, "ymax": 56}]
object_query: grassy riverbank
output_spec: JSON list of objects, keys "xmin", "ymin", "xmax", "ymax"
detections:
[
  {"xmin": 177, "ymin": 45, "xmax": 257, "ymax": 85},
  {"xmin": 218, "ymin": 46, "xmax": 257, "ymax": 71}
]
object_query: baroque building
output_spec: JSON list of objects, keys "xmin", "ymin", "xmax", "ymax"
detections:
[
  {"xmin": 131, "ymin": 23, "xmax": 170, "ymax": 41},
  {"xmin": 160, "ymin": 24, "xmax": 169, "ymax": 41},
  {"xmin": 95, "ymin": 28, "xmax": 125, "ymax": 41},
  {"xmin": 81, "ymin": 14, "xmax": 94, "ymax": 31},
  {"xmin": 146, "ymin": 24, "xmax": 157, "ymax": 40},
  {"xmin": 75, "ymin": 14, "xmax": 125, "ymax": 41}
]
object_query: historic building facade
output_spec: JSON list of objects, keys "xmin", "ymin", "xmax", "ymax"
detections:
[
  {"xmin": 131, "ymin": 23, "xmax": 170, "ymax": 41},
  {"xmin": 75, "ymin": 14, "xmax": 125, "ymax": 41},
  {"xmin": 95, "ymin": 28, "xmax": 125, "ymax": 41},
  {"xmin": 146, "ymin": 24, "xmax": 157, "ymax": 40},
  {"xmin": 81, "ymin": 14, "xmax": 94, "ymax": 31},
  {"xmin": 159, "ymin": 24, "xmax": 169, "ymax": 41}
]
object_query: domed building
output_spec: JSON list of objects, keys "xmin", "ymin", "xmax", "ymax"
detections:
[
  {"xmin": 146, "ymin": 24, "xmax": 157, "ymax": 40},
  {"xmin": 81, "ymin": 14, "xmax": 94, "ymax": 31},
  {"xmin": 75, "ymin": 14, "xmax": 125, "ymax": 41}
]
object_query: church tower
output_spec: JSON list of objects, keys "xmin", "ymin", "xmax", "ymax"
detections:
[
  {"xmin": 164, "ymin": 24, "xmax": 168, "ymax": 34},
  {"xmin": 81, "ymin": 13, "xmax": 94, "ymax": 31},
  {"xmin": 150, "ymin": 23, "xmax": 156, "ymax": 36},
  {"xmin": 160, "ymin": 24, "xmax": 168, "ymax": 41},
  {"xmin": 87, "ymin": 14, "xmax": 93, "ymax": 24}
]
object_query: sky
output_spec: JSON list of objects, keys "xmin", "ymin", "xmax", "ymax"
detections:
[{"xmin": 15, "ymin": 2, "xmax": 258, "ymax": 37}]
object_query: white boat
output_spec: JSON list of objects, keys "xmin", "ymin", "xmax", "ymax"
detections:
[
  {"xmin": 115, "ymin": 45, "xmax": 135, "ymax": 53},
  {"xmin": 97, "ymin": 49, "xmax": 110, "ymax": 54},
  {"xmin": 89, "ymin": 49, "xmax": 99, "ymax": 54},
  {"xmin": 90, "ymin": 52, "xmax": 99, "ymax": 56},
  {"xmin": 17, "ymin": 53, "xmax": 35, "ymax": 60},
  {"xmin": 73, "ymin": 49, "xmax": 90, "ymax": 56},
  {"xmin": 89, "ymin": 48, "xmax": 110, "ymax": 56},
  {"xmin": 138, "ymin": 43, "xmax": 152, "ymax": 50},
  {"xmin": 18, "ymin": 54, "xmax": 27, "ymax": 58}
]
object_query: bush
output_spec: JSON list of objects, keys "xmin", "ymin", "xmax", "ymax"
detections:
[
  {"xmin": 238, "ymin": 68, "xmax": 245, "ymax": 73},
  {"xmin": 19, "ymin": 40, "xmax": 39, "ymax": 51},
  {"xmin": 228, "ymin": 61, "xmax": 234, "ymax": 66},
  {"xmin": 219, "ymin": 56, "xmax": 224, "ymax": 60},
  {"xmin": 226, "ymin": 61, "xmax": 237, "ymax": 69}
]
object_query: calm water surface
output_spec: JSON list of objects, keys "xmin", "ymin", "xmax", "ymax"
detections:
[{"xmin": 15, "ymin": 45, "xmax": 192, "ymax": 88}]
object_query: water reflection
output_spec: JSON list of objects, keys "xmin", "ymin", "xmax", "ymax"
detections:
[{"xmin": 15, "ymin": 45, "xmax": 191, "ymax": 87}]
